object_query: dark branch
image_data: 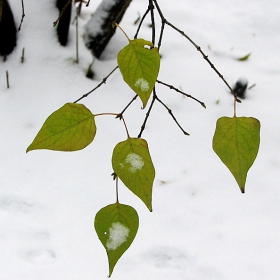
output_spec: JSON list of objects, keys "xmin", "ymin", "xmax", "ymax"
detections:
[
  {"xmin": 149, "ymin": 0, "xmax": 155, "ymax": 45},
  {"xmin": 116, "ymin": 94, "xmax": 138, "ymax": 119},
  {"xmin": 157, "ymin": 19, "xmax": 165, "ymax": 51},
  {"xmin": 138, "ymin": 90, "xmax": 157, "ymax": 138},
  {"xmin": 152, "ymin": 0, "xmax": 240, "ymax": 103},
  {"xmin": 134, "ymin": 6, "xmax": 150, "ymax": 39},
  {"xmin": 18, "ymin": 0, "xmax": 25, "ymax": 31},
  {"xmin": 156, "ymin": 80, "xmax": 206, "ymax": 108},
  {"xmin": 73, "ymin": 66, "xmax": 118, "ymax": 103},
  {"xmin": 155, "ymin": 94, "xmax": 190, "ymax": 136}
]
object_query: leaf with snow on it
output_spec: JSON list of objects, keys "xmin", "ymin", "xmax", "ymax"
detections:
[
  {"xmin": 94, "ymin": 203, "xmax": 139, "ymax": 277},
  {"xmin": 117, "ymin": 38, "xmax": 160, "ymax": 108},
  {"xmin": 112, "ymin": 138, "xmax": 155, "ymax": 211}
]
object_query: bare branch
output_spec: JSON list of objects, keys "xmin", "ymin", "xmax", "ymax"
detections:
[
  {"xmin": 156, "ymin": 80, "xmax": 206, "ymax": 108},
  {"xmin": 152, "ymin": 0, "xmax": 240, "ymax": 104},
  {"xmin": 134, "ymin": 6, "xmax": 150, "ymax": 39},
  {"xmin": 73, "ymin": 66, "xmax": 118, "ymax": 103},
  {"xmin": 138, "ymin": 90, "xmax": 157, "ymax": 138},
  {"xmin": 53, "ymin": 0, "xmax": 73, "ymax": 27},
  {"xmin": 155, "ymin": 94, "xmax": 190, "ymax": 136},
  {"xmin": 116, "ymin": 94, "xmax": 138, "ymax": 119},
  {"xmin": 18, "ymin": 0, "xmax": 25, "ymax": 31}
]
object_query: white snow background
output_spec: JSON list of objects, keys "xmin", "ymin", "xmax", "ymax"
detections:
[{"xmin": 1, "ymin": 0, "xmax": 280, "ymax": 279}]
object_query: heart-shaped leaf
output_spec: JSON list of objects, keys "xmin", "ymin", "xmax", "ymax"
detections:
[
  {"xmin": 117, "ymin": 38, "xmax": 160, "ymax": 108},
  {"xmin": 27, "ymin": 103, "xmax": 96, "ymax": 152},
  {"xmin": 94, "ymin": 203, "xmax": 139, "ymax": 277},
  {"xmin": 112, "ymin": 138, "xmax": 155, "ymax": 211},
  {"xmin": 213, "ymin": 116, "xmax": 260, "ymax": 192}
]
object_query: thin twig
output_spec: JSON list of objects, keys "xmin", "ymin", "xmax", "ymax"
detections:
[
  {"xmin": 134, "ymin": 6, "xmax": 150, "ymax": 39},
  {"xmin": 86, "ymin": 0, "xmax": 90, "ymax": 7},
  {"xmin": 21, "ymin": 48, "xmax": 25, "ymax": 63},
  {"xmin": 138, "ymin": 90, "xmax": 157, "ymax": 138},
  {"xmin": 6, "ymin": 71, "xmax": 9, "ymax": 89},
  {"xmin": 157, "ymin": 80, "xmax": 206, "ymax": 108},
  {"xmin": 18, "ymin": 0, "xmax": 25, "ymax": 31},
  {"xmin": 149, "ymin": 0, "xmax": 155, "ymax": 45},
  {"xmin": 116, "ymin": 94, "xmax": 138, "ymax": 119},
  {"xmin": 157, "ymin": 18, "xmax": 165, "ymax": 51},
  {"xmin": 152, "ymin": 0, "xmax": 240, "ymax": 105},
  {"xmin": 155, "ymin": 94, "xmax": 190, "ymax": 135},
  {"xmin": 75, "ymin": 4, "xmax": 81, "ymax": 63},
  {"xmin": 53, "ymin": 0, "xmax": 73, "ymax": 27},
  {"xmin": 73, "ymin": 66, "xmax": 119, "ymax": 103}
]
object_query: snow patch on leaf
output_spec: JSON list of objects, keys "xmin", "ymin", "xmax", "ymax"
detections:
[
  {"xmin": 125, "ymin": 153, "xmax": 144, "ymax": 173},
  {"xmin": 135, "ymin": 78, "xmax": 150, "ymax": 92},
  {"xmin": 106, "ymin": 222, "xmax": 130, "ymax": 251}
]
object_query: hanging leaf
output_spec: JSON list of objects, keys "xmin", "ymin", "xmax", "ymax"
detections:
[
  {"xmin": 95, "ymin": 203, "xmax": 139, "ymax": 277},
  {"xmin": 26, "ymin": 103, "xmax": 96, "ymax": 152},
  {"xmin": 112, "ymin": 138, "xmax": 155, "ymax": 211},
  {"xmin": 117, "ymin": 38, "xmax": 160, "ymax": 108},
  {"xmin": 212, "ymin": 116, "xmax": 260, "ymax": 193}
]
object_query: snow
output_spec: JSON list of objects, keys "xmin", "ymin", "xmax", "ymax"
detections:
[
  {"xmin": 106, "ymin": 222, "xmax": 130, "ymax": 250},
  {"xmin": 1, "ymin": 0, "xmax": 280, "ymax": 279},
  {"xmin": 135, "ymin": 78, "xmax": 150, "ymax": 92},
  {"xmin": 84, "ymin": 0, "xmax": 118, "ymax": 45},
  {"xmin": 124, "ymin": 152, "xmax": 144, "ymax": 173}
]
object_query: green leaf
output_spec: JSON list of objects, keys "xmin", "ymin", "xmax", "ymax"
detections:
[
  {"xmin": 94, "ymin": 203, "xmax": 139, "ymax": 277},
  {"xmin": 117, "ymin": 38, "xmax": 160, "ymax": 108},
  {"xmin": 112, "ymin": 138, "xmax": 155, "ymax": 211},
  {"xmin": 212, "ymin": 116, "xmax": 260, "ymax": 193},
  {"xmin": 26, "ymin": 103, "xmax": 96, "ymax": 152},
  {"xmin": 237, "ymin": 53, "xmax": 251, "ymax": 61}
]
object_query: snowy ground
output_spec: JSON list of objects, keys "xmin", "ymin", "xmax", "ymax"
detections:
[{"xmin": 1, "ymin": 0, "xmax": 280, "ymax": 279}]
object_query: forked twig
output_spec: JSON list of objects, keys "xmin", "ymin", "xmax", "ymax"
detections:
[
  {"xmin": 18, "ymin": 0, "xmax": 25, "ymax": 31},
  {"xmin": 152, "ymin": 0, "xmax": 240, "ymax": 105}
]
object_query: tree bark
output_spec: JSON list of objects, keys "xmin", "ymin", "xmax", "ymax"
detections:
[
  {"xmin": 84, "ymin": 0, "xmax": 132, "ymax": 58},
  {"xmin": 0, "ymin": 0, "xmax": 17, "ymax": 58}
]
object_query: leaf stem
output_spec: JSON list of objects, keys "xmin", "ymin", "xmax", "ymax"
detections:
[
  {"xmin": 114, "ymin": 22, "xmax": 130, "ymax": 41},
  {"xmin": 116, "ymin": 177, "xmax": 119, "ymax": 203},
  {"xmin": 94, "ymin": 113, "xmax": 130, "ymax": 138}
]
